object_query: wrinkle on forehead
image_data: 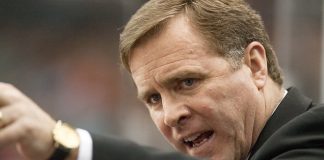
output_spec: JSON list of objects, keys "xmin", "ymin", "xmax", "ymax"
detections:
[
  {"xmin": 130, "ymin": 15, "xmax": 206, "ymax": 73},
  {"xmin": 132, "ymin": 51, "xmax": 200, "ymax": 77},
  {"xmin": 131, "ymin": 48, "xmax": 190, "ymax": 74},
  {"xmin": 131, "ymin": 45, "xmax": 216, "ymax": 85},
  {"xmin": 130, "ymin": 41, "xmax": 205, "ymax": 73},
  {"xmin": 131, "ymin": 49, "xmax": 210, "ymax": 86}
]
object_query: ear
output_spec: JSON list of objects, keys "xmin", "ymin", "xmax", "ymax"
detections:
[{"xmin": 243, "ymin": 42, "xmax": 268, "ymax": 90}]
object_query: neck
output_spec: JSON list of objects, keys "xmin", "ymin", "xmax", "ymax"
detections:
[
  {"xmin": 263, "ymin": 80, "xmax": 285, "ymax": 118},
  {"xmin": 251, "ymin": 79, "xmax": 285, "ymax": 149}
]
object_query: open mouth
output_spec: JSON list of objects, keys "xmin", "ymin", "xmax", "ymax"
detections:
[{"xmin": 182, "ymin": 130, "xmax": 214, "ymax": 148}]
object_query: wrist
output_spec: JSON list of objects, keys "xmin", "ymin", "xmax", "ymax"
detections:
[
  {"xmin": 66, "ymin": 147, "xmax": 79, "ymax": 160},
  {"xmin": 49, "ymin": 120, "xmax": 80, "ymax": 160}
]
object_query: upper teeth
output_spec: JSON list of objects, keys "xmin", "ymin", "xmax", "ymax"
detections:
[{"xmin": 184, "ymin": 132, "xmax": 201, "ymax": 142}]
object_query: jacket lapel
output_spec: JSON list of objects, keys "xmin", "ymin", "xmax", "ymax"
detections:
[{"xmin": 249, "ymin": 87, "xmax": 312, "ymax": 157}]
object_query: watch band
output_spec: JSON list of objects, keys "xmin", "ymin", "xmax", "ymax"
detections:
[
  {"xmin": 48, "ymin": 144, "xmax": 70, "ymax": 160},
  {"xmin": 48, "ymin": 120, "xmax": 80, "ymax": 160}
]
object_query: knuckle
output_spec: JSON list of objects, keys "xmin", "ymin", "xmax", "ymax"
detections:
[
  {"xmin": 0, "ymin": 82, "xmax": 15, "ymax": 90},
  {"xmin": 20, "ymin": 119, "xmax": 34, "ymax": 135},
  {"xmin": 5, "ymin": 91, "xmax": 21, "ymax": 103},
  {"xmin": 11, "ymin": 104, "xmax": 23, "ymax": 118},
  {"xmin": 1, "ymin": 88, "xmax": 25, "ymax": 103}
]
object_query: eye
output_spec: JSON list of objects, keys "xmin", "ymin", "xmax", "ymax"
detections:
[
  {"xmin": 147, "ymin": 93, "xmax": 161, "ymax": 105},
  {"xmin": 179, "ymin": 78, "xmax": 197, "ymax": 89}
]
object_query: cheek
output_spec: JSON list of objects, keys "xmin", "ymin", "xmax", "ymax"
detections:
[
  {"xmin": 194, "ymin": 81, "xmax": 250, "ymax": 130},
  {"xmin": 149, "ymin": 110, "xmax": 184, "ymax": 150},
  {"xmin": 149, "ymin": 110, "xmax": 172, "ymax": 138},
  {"xmin": 149, "ymin": 111, "xmax": 163, "ymax": 129}
]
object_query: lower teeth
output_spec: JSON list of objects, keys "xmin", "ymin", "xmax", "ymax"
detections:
[
  {"xmin": 190, "ymin": 131, "xmax": 213, "ymax": 148},
  {"xmin": 193, "ymin": 137, "xmax": 208, "ymax": 147}
]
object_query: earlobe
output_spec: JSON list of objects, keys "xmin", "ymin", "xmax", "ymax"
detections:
[{"xmin": 244, "ymin": 42, "xmax": 268, "ymax": 89}]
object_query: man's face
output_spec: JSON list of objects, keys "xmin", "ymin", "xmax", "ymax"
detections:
[{"xmin": 129, "ymin": 16, "xmax": 264, "ymax": 160}]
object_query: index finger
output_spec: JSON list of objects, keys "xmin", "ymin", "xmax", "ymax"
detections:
[{"xmin": 0, "ymin": 82, "xmax": 25, "ymax": 107}]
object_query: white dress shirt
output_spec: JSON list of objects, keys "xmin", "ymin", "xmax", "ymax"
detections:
[{"xmin": 76, "ymin": 129, "xmax": 93, "ymax": 160}]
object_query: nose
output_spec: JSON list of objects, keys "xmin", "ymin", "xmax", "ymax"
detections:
[{"xmin": 163, "ymin": 97, "xmax": 191, "ymax": 127}]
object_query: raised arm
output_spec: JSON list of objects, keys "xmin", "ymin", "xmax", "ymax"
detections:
[{"xmin": 0, "ymin": 82, "xmax": 79, "ymax": 160}]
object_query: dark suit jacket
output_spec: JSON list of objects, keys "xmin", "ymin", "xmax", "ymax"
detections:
[
  {"xmin": 249, "ymin": 87, "xmax": 324, "ymax": 159},
  {"xmin": 91, "ymin": 87, "xmax": 324, "ymax": 160},
  {"xmin": 91, "ymin": 134, "xmax": 196, "ymax": 160}
]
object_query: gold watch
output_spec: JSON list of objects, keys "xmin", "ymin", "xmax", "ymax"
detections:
[{"xmin": 49, "ymin": 120, "xmax": 80, "ymax": 160}]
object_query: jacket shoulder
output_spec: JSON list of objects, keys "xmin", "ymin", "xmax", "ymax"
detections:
[{"xmin": 250, "ymin": 104, "xmax": 324, "ymax": 160}]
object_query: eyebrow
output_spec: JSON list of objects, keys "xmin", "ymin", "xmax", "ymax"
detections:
[
  {"xmin": 137, "ymin": 87, "xmax": 151, "ymax": 101},
  {"xmin": 160, "ymin": 68, "xmax": 207, "ymax": 86},
  {"xmin": 137, "ymin": 68, "xmax": 207, "ymax": 101}
]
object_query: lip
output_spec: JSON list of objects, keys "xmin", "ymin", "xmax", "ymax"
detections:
[{"xmin": 180, "ymin": 130, "xmax": 215, "ymax": 157}]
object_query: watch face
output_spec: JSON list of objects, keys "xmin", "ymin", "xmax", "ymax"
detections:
[{"xmin": 53, "ymin": 123, "xmax": 80, "ymax": 149}]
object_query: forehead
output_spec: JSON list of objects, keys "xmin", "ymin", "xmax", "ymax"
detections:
[
  {"xmin": 129, "ymin": 15, "xmax": 210, "ymax": 73},
  {"xmin": 128, "ymin": 15, "xmax": 227, "ymax": 97}
]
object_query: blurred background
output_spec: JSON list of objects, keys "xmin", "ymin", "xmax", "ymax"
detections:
[{"xmin": 0, "ymin": 0, "xmax": 323, "ymax": 158}]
